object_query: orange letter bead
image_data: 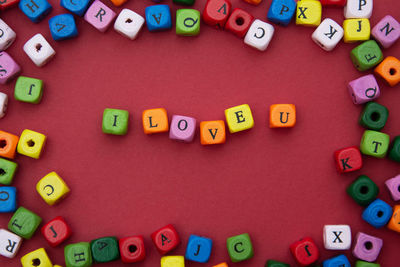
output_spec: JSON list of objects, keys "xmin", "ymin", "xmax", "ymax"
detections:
[
  {"xmin": 213, "ymin": 263, "xmax": 229, "ymax": 267},
  {"xmin": 142, "ymin": 108, "xmax": 169, "ymax": 134},
  {"xmin": 243, "ymin": 0, "xmax": 262, "ymax": 5},
  {"xmin": 374, "ymin": 56, "xmax": 400, "ymax": 87},
  {"xmin": 200, "ymin": 120, "xmax": 226, "ymax": 145},
  {"xmin": 0, "ymin": 130, "xmax": 19, "ymax": 159},
  {"xmin": 110, "ymin": 0, "xmax": 127, "ymax": 6},
  {"xmin": 270, "ymin": 104, "xmax": 296, "ymax": 128},
  {"xmin": 388, "ymin": 205, "xmax": 400, "ymax": 233}
]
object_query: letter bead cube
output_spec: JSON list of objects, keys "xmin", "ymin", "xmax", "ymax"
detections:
[
  {"xmin": 387, "ymin": 205, "xmax": 400, "ymax": 233},
  {"xmin": 169, "ymin": 115, "xmax": 196, "ymax": 142},
  {"xmin": 0, "ymin": 228, "xmax": 22, "ymax": 258},
  {"xmin": 351, "ymin": 40, "xmax": 383, "ymax": 71},
  {"xmin": 202, "ymin": 0, "xmax": 231, "ymax": 29},
  {"xmin": 110, "ymin": 0, "xmax": 126, "ymax": 7},
  {"xmin": 290, "ymin": 237, "xmax": 319, "ymax": 266},
  {"xmin": 145, "ymin": 5, "xmax": 172, "ymax": 32},
  {"xmin": 19, "ymin": 0, "xmax": 52, "ymax": 23},
  {"xmin": 161, "ymin": 256, "xmax": 185, "ymax": 267},
  {"xmin": 176, "ymin": 9, "xmax": 200, "ymax": 36},
  {"xmin": 213, "ymin": 263, "xmax": 228, "ymax": 267},
  {"xmin": 114, "ymin": 9, "xmax": 145, "ymax": 40},
  {"xmin": 41, "ymin": 216, "xmax": 71, "ymax": 247},
  {"xmin": 61, "ymin": 0, "xmax": 90, "ymax": 16},
  {"xmin": 385, "ymin": 174, "xmax": 400, "ymax": 200},
  {"xmin": 14, "ymin": 76, "xmax": 44, "ymax": 104},
  {"xmin": 91, "ymin": 236, "xmax": 120, "ymax": 263},
  {"xmin": 49, "ymin": 14, "xmax": 78, "ymax": 41},
  {"xmin": 173, "ymin": 0, "xmax": 195, "ymax": 5},
  {"xmin": 356, "ymin": 261, "xmax": 381, "ymax": 267},
  {"xmin": 102, "ymin": 108, "xmax": 129, "ymax": 135},
  {"xmin": 352, "ymin": 232, "xmax": 382, "ymax": 262},
  {"xmin": 244, "ymin": 19, "xmax": 274, "ymax": 51},
  {"xmin": 200, "ymin": 120, "xmax": 226, "ymax": 145},
  {"xmin": 0, "ymin": 52, "xmax": 21, "ymax": 84},
  {"xmin": 389, "ymin": 137, "xmax": 400, "ymax": 162},
  {"xmin": 267, "ymin": 0, "xmax": 296, "ymax": 26},
  {"xmin": 23, "ymin": 34, "xmax": 56, "ymax": 67},
  {"xmin": 334, "ymin": 146, "xmax": 362, "ymax": 173},
  {"xmin": 225, "ymin": 104, "xmax": 254, "ymax": 133},
  {"xmin": 17, "ymin": 129, "xmax": 46, "ymax": 159},
  {"xmin": 359, "ymin": 102, "xmax": 388, "ymax": 131},
  {"xmin": 143, "ymin": 108, "xmax": 169, "ymax": 134},
  {"xmin": 151, "ymin": 224, "xmax": 180, "ymax": 255},
  {"xmin": 243, "ymin": 0, "xmax": 261, "ymax": 5},
  {"xmin": 185, "ymin": 235, "xmax": 212, "ymax": 263},
  {"xmin": 347, "ymin": 175, "xmax": 379, "ymax": 206},
  {"xmin": 21, "ymin": 248, "xmax": 52, "ymax": 267},
  {"xmin": 323, "ymin": 255, "xmax": 351, "ymax": 267},
  {"xmin": 296, "ymin": 0, "xmax": 322, "ymax": 27},
  {"xmin": 323, "ymin": 225, "xmax": 351, "ymax": 250},
  {"xmin": 0, "ymin": 187, "xmax": 17, "ymax": 213},
  {"xmin": 0, "ymin": 0, "xmax": 19, "ymax": 10},
  {"xmin": 320, "ymin": 0, "xmax": 346, "ymax": 6},
  {"xmin": 344, "ymin": 0, "xmax": 373, "ymax": 19},
  {"xmin": 374, "ymin": 56, "xmax": 400, "ymax": 87},
  {"xmin": 265, "ymin": 260, "xmax": 290, "ymax": 267},
  {"xmin": 225, "ymin": 8, "xmax": 254, "ymax": 38},
  {"xmin": 0, "ymin": 130, "xmax": 19, "ymax": 159},
  {"xmin": 84, "ymin": 1, "xmax": 116, "ymax": 32},
  {"xmin": 119, "ymin": 235, "xmax": 145, "ymax": 263},
  {"xmin": 0, "ymin": 92, "xmax": 7, "ymax": 118},
  {"xmin": 270, "ymin": 104, "xmax": 296, "ymax": 128},
  {"xmin": 0, "ymin": 19, "xmax": 16, "ymax": 51},
  {"xmin": 360, "ymin": 130, "xmax": 390, "ymax": 158},
  {"xmin": 343, "ymin": 19, "xmax": 370, "ymax": 43},
  {"xmin": 36, "ymin": 172, "xmax": 70, "ymax": 206},
  {"xmin": 312, "ymin": 18, "xmax": 344, "ymax": 51},
  {"xmin": 8, "ymin": 207, "xmax": 42, "ymax": 239},
  {"xmin": 348, "ymin": 75, "xmax": 380, "ymax": 104},
  {"xmin": 226, "ymin": 233, "xmax": 254, "ymax": 262},
  {"xmin": 362, "ymin": 199, "xmax": 393, "ymax": 228},
  {"xmin": 0, "ymin": 158, "xmax": 17, "ymax": 185},
  {"xmin": 372, "ymin": 15, "xmax": 400, "ymax": 49},
  {"xmin": 65, "ymin": 242, "xmax": 93, "ymax": 267}
]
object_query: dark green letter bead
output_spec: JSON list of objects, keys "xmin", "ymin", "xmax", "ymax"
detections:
[
  {"xmin": 90, "ymin": 236, "xmax": 120, "ymax": 263},
  {"xmin": 389, "ymin": 136, "xmax": 400, "ymax": 162},
  {"xmin": 265, "ymin": 259, "xmax": 290, "ymax": 267},
  {"xmin": 14, "ymin": 76, "xmax": 44, "ymax": 104},
  {"xmin": 227, "ymin": 233, "xmax": 254, "ymax": 262},
  {"xmin": 65, "ymin": 242, "xmax": 93, "ymax": 267},
  {"xmin": 176, "ymin": 9, "xmax": 200, "ymax": 36},
  {"xmin": 102, "ymin": 108, "xmax": 129, "ymax": 135},
  {"xmin": 0, "ymin": 158, "xmax": 17, "ymax": 185},
  {"xmin": 173, "ymin": 0, "xmax": 195, "ymax": 6},
  {"xmin": 351, "ymin": 40, "xmax": 383, "ymax": 71},
  {"xmin": 359, "ymin": 102, "xmax": 388, "ymax": 131},
  {"xmin": 8, "ymin": 207, "xmax": 42, "ymax": 239},
  {"xmin": 347, "ymin": 175, "xmax": 379, "ymax": 206}
]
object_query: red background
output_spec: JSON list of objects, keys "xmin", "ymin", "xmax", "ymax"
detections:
[{"xmin": 0, "ymin": 0, "xmax": 400, "ymax": 266}]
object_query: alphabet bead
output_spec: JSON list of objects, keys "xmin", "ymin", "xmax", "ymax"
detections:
[
  {"xmin": 334, "ymin": 146, "xmax": 363, "ymax": 173},
  {"xmin": 185, "ymin": 235, "xmax": 212, "ymax": 263},
  {"xmin": 23, "ymin": 34, "xmax": 56, "ymax": 67},
  {"xmin": 0, "ymin": 52, "xmax": 21, "ymax": 84},
  {"xmin": 265, "ymin": 259, "xmax": 290, "ymax": 266},
  {"xmin": 0, "ymin": 0, "xmax": 19, "ymax": 10},
  {"xmin": 0, "ymin": 187, "xmax": 17, "ymax": 213},
  {"xmin": 114, "ymin": 9, "xmax": 145, "ymax": 40},
  {"xmin": 64, "ymin": 242, "xmax": 93, "ymax": 267},
  {"xmin": 21, "ymin": 248, "xmax": 52, "ymax": 267},
  {"xmin": 84, "ymin": 0, "xmax": 116, "ymax": 32},
  {"xmin": 17, "ymin": 129, "xmax": 46, "ymax": 159},
  {"xmin": 161, "ymin": 256, "xmax": 185, "ymax": 267},
  {"xmin": 110, "ymin": 0, "xmax": 127, "ymax": 7},
  {"xmin": 351, "ymin": 40, "xmax": 383, "ymax": 71},
  {"xmin": 0, "ymin": 19, "xmax": 16, "ymax": 51},
  {"xmin": 36, "ymin": 172, "xmax": 70, "ymax": 206},
  {"xmin": 312, "ymin": 18, "xmax": 344, "ymax": 51},
  {"xmin": 356, "ymin": 261, "xmax": 381, "ymax": 267},
  {"xmin": 14, "ymin": 76, "xmax": 44, "ymax": 104},
  {"xmin": 102, "ymin": 108, "xmax": 129, "ymax": 135},
  {"xmin": 267, "ymin": 0, "xmax": 296, "ymax": 26},
  {"xmin": 0, "ymin": 92, "xmax": 7, "ymax": 118},
  {"xmin": 202, "ymin": 0, "xmax": 231, "ymax": 29},
  {"xmin": 362, "ymin": 199, "xmax": 392, "ymax": 228},
  {"xmin": 173, "ymin": 0, "xmax": 195, "ymax": 5},
  {"xmin": 243, "ymin": 0, "xmax": 262, "ymax": 5},
  {"xmin": 145, "ymin": 5, "xmax": 172, "ymax": 32},
  {"xmin": 213, "ymin": 263, "xmax": 228, "ymax": 267},
  {"xmin": 344, "ymin": 0, "xmax": 373, "ymax": 19},
  {"xmin": 151, "ymin": 224, "xmax": 180, "ymax": 255},
  {"xmin": 359, "ymin": 102, "xmax": 388, "ymax": 131},
  {"xmin": 0, "ymin": 158, "xmax": 17, "ymax": 185},
  {"xmin": 225, "ymin": 104, "xmax": 254, "ymax": 133},
  {"xmin": 142, "ymin": 108, "xmax": 169, "ymax": 134},
  {"xmin": 200, "ymin": 120, "xmax": 226, "ymax": 145},
  {"xmin": 60, "ymin": 0, "xmax": 90, "ymax": 16},
  {"xmin": 0, "ymin": 228, "xmax": 22, "ymax": 258},
  {"xmin": 49, "ymin": 14, "xmax": 78, "ymax": 41},
  {"xmin": 41, "ymin": 216, "xmax": 72, "ymax": 247},
  {"xmin": 119, "ymin": 235, "xmax": 146, "ymax": 263},
  {"xmin": 227, "ymin": 233, "xmax": 254, "ymax": 262},
  {"xmin": 270, "ymin": 104, "xmax": 296, "ymax": 128},
  {"xmin": 387, "ymin": 205, "xmax": 400, "ymax": 233},
  {"xmin": 347, "ymin": 175, "xmax": 379, "ymax": 206},
  {"xmin": 323, "ymin": 225, "xmax": 352, "ymax": 250},
  {"xmin": 352, "ymin": 232, "xmax": 382, "ymax": 262},
  {"xmin": 348, "ymin": 74, "xmax": 380, "ymax": 104},
  {"xmin": 323, "ymin": 254, "xmax": 351, "ymax": 267},
  {"xmin": 225, "ymin": 8, "xmax": 254, "ymax": 38},
  {"xmin": 374, "ymin": 56, "xmax": 400, "ymax": 87},
  {"xmin": 19, "ymin": 0, "xmax": 52, "ymax": 23},
  {"xmin": 91, "ymin": 236, "xmax": 120, "ymax": 263},
  {"xmin": 319, "ymin": 0, "xmax": 346, "ymax": 6},
  {"xmin": 290, "ymin": 237, "xmax": 319, "ymax": 266},
  {"xmin": 244, "ymin": 19, "xmax": 274, "ymax": 51},
  {"xmin": 0, "ymin": 130, "xmax": 19, "ymax": 159},
  {"xmin": 372, "ymin": 15, "xmax": 400, "ymax": 48},
  {"xmin": 360, "ymin": 130, "xmax": 389, "ymax": 158},
  {"xmin": 169, "ymin": 115, "xmax": 196, "ymax": 142},
  {"xmin": 385, "ymin": 174, "xmax": 400, "ymax": 200},
  {"xmin": 295, "ymin": 0, "xmax": 322, "ymax": 27},
  {"xmin": 389, "ymin": 137, "xmax": 400, "ymax": 162},
  {"xmin": 8, "ymin": 207, "xmax": 42, "ymax": 239},
  {"xmin": 343, "ymin": 19, "xmax": 370, "ymax": 43},
  {"xmin": 176, "ymin": 9, "xmax": 201, "ymax": 36}
]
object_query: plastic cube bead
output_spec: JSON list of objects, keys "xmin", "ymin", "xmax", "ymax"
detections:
[
  {"xmin": 49, "ymin": 14, "xmax": 78, "ymax": 41},
  {"xmin": 372, "ymin": 15, "xmax": 399, "ymax": 49},
  {"xmin": 387, "ymin": 205, "xmax": 400, "ymax": 233},
  {"xmin": 0, "ymin": 130, "xmax": 19, "ymax": 159},
  {"xmin": 347, "ymin": 175, "xmax": 379, "ymax": 206},
  {"xmin": 356, "ymin": 261, "xmax": 380, "ymax": 267},
  {"xmin": 91, "ymin": 236, "xmax": 120, "ymax": 263},
  {"xmin": 343, "ymin": 19, "xmax": 370, "ymax": 43},
  {"xmin": 0, "ymin": 228, "xmax": 22, "ymax": 258},
  {"xmin": 0, "ymin": 0, "xmax": 19, "ymax": 10},
  {"xmin": 389, "ymin": 137, "xmax": 400, "ymax": 162},
  {"xmin": 351, "ymin": 40, "xmax": 383, "ymax": 71},
  {"xmin": 225, "ymin": 104, "xmax": 254, "ymax": 133},
  {"xmin": 243, "ymin": 0, "xmax": 261, "ymax": 5},
  {"xmin": 114, "ymin": 9, "xmax": 145, "ymax": 40},
  {"xmin": 0, "ymin": 92, "xmax": 7, "ymax": 118},
  {"xmin": 41, "ymin": 216, "xmax": 71, "ymax": 247},
  {"xmin": 270, "ymin": 104, "xmax": 296, "ymax": 128},
  {"xmin": 161, "ymin": 256, "xmax": 185, "ymax": 267},
  {"xmin": 226, "ymin": 233, "xmax": 254, "ymax": 262},
  {"xmin": 185, "ymin": 235, "xmax": 212, "ymax": 263},
  {"xmin": 21, "ymin": 248, "xmax": 52, "ymax": 267},
  {"xmin": 145, "ymin": 5, "xmax": 172, "ymax": 32},
  {"xmin": 169, "ymin": 115, "xmax": 196, "ymax": 142},
  {"xmin": 295, "ymin": 0, "xmax": 322, "ymax": 27},
  {"xmin": 334, "ymin": 146, "xmax": 362, "ymax": 173},
  {"xmin": 267, "ymin": 0, "xmax": 296, "ymax": 26},
  {"xmin": 323, "ymin": 225, "xmax": 351, "ymax": 250},
  {"xmin": 0, "ymin": 52, "xmax": 21, "ymax": 84},
  {"xmin": 151, "ymin": 224, "xmax": 180, "ymax": 255},
  {"xmin": 362, "ymin": 199, "xmax": 392, "ymax": 228},
  {"xmin": 290, "ymin": 237, "xmax": 319, "ymax": 266},
  {"xmin": 65, "ymin": 242, "xmax": 92, "ymax": 267},
  {"xmin": 36, "ymin": 172, "xmax": 70, "ymax": 205},
  {"xmin": 102, "ymin": 108, "xmax": 129, "ymax": 135},
  {"xmin": 265, "ymin": 259, "xmax": 290, "ymax": 266},
  {"xmin": 348, "ymin": 74, "xmax": 380, "ymax": 104},
  {"xmin": 23, "ymin": 34, "xmax": 55, "ymax": 67},
  {"xmin": 110, "ymin": 0, "xmax": 127, "ymax": 7},
  {"xmin": 244, "ymin": 19, "xmax": 274, "ymax": 51},
  {"xmin": 119, "ymin": 235, "xmax": 145, "ymax": 263},
  {"xmin": 0, "ymin": 187, "xmax": 17, "ymax": 213},
  {"xmin": 213, "ymin": 263, "xmax": 228, "ymax": 267},
  {"xmin": 352, "ymin": 232, "xmax": 382, "ymax": 262},
  {"xmin": 0, "ymin": 158, "xmax": 17, "ymax": 185},
  {"xmin": 8, "ymin": 207, "xmax": 42, "ymax": 239},
  {"xmin": 200, "ymin": 120, "xmax": 226, "ymax": 145},
  {"xmin": 60, "ymin": 0, "xmax": 90, "ymax": 16},
  {"xmin": 323, "ymin": 255, "xmax": 351, "ymax": 267},
  {"xmin": 176, "ymin": 9, "xmax": 200, "ymax": 36},
  {"xmin": 14, "ymin": 76, "xmax": 44, "ymax": 104},
  {"xmin": 17, "ymin": 129, "xmax": 46, "ymax": 159},
  {"xmin": 360, "ymin": 130, "xmax": 389, "ymax": 158},
  {"xmin": 202, "ymin": 0, "xmax": 231, "ymax": 29},
  {"xmin": 385, "ymin": 174, "xmax": 400, "ymax": 200},
  {"xmin": 173, "ymin": 0, "xmax": 194, "ymax": 5},
  {"xmin": 19, "ymin": 0, "xmax": 52, "ymax": 23},
  {"xmin": 359, "ymin": 102, "xmax": 388, "ymax": 131},
  {"xmin": 374, "ymin": 56, "xmax": 400, "ymax": 87},
  {"xmin": 312, "ymin": 18, "xmax": 344, "ymax": 51},
  {"xmin": 84, "ymin": 0, "xmax": 116, "ymax": 32},
  {"xmin": 143, "ymin": 108, "xmax": 169, "ymax": 134},
  {"xmin": 344, "ymin": 0, "xmax": 373, "ymax": 19},
  {"xmin": 0, "ymin": 19, "xmax": 16, "ymax": 51},
  {"xmin": 320, "ymin": 0, "xmax": 346, "ymax": 6},
  {"xmin": 225, "ymin": 8, "xmax": 254, "ymax": 38}
]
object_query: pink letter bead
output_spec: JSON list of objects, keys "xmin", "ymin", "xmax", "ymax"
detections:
[
  {"xmin": 372, "ymin": 15, "xmax": 400, "ymax": 49},
  {"xmin": 385, "ymin": 174, "xmax": 400, "ymax": 201},
  {"xmin": 84, "ymin": 0, "xmax": 116, "ymax": 32},
  {"xmin": 352, "ymin": 232, "xmax": 383, "ymax": 262},
  {"xmin": 169, "ymin": 115, "xmax": 196, "ymax": 143},
  {"xmin": 348, "ymin": 74, "xmax": 380, "ymax": 104},
  {"xmin": 0, "ymin": 52, "xmax": 20, "ymax": 84}
]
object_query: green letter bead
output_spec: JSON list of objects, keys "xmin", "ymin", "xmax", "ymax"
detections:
[
  {"xmin": 351, "ymin": 40, "xmax": 383, "ymax": 71},
  {"xmin": 355, "ymin": 260, "xmax": 380, "ymax": 267},
  {"xmin": 8, "ymin": 207, "xmax": 42, "ymax": 239},
  {"xmin": 360, "ymin": 130, "xmax": 390, "ymax": 158},
  {"xmin": 102, "ymin": 108, "xmax": 129, "ymax": 135},
  {"xmin": 389, "ymin": 136, "xmax": 400, "ymax": 162},
  {"xmin": 65, "ymin": 242, "xmax": 93, "ymax": 267},
  {"xmin": 347, "ymin": 175, "xmax": 379, "ymax": 206},
  {"xmin": 265, "ymin": 259, "xmax": 290, "ymax": 267},
  {"xmin": 90, "ymin": 236, "xmax": 120, "ymax": 263},
  {"xmin": 226, "ymin": 233, "xmax": 254, "ymax": 262},
  {"xmin": 14, "ymin": 76, "xmax": 44, "ymax": 104},
  {"xmin": 176, "ymin": 9, "xmax": 200, "ymax": 36},
  {"xmin": 359, "ymin": 102, "xmax": 389, "ymax": 131},
  {"xmin": 173, "ymin": 0, "xmax": 195, "ymax": 6},
  {"xmin": 0, "ymin": 158, "xmax": 18, "ymax": 185}
]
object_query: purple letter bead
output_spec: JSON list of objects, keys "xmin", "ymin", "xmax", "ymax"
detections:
[
  {"xmin": 348, "ymin": 74, "xmax": 380, "ymax": 104},
  {"xmin": 352, "ymin": 232, "xmax": 383, "ymax": 262},
  {"xmin": 169, "ymin": 115, "xmax": 196, "ymax": 143}
]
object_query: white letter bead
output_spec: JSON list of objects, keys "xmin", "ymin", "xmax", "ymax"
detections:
[
  {"xmin": 312, "ymin": 18, "xmax": 344, "ymax": 51},
  {"xmin": 344, "ymin": 0, "xmax": 373, "ymax": 19},
  {"xmin": 323, "ymin": 225, "xmax": 352, "ymax": 250},
  {"xmin": 23, "ymin": 34, "xmax": 56, "ymax": 67},
  {"xmin": 244, "ymin": 19, "xmax": 275, "ymax": 51},
  {"xmin": 114, "ymin": 9, "xmax": 145, "ymax": 40},
  {"xmin": 0, "ymin": 92, "xmax": 8, "ymax": 119},
  {"xmin": 0, "ymin": 229, "xmax": 22, "ymax": 258},
  {"xmin": 0, "ymin": 19, "xmax": 16, "ymax": 51}
]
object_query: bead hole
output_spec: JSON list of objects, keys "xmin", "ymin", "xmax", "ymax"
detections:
[
  {"xmin": 35, "ymin": 44, "xmax": 42, "ymax": 52},
  {"xmin": 360, "ymin": 185, "xmax": 369, "ymax": 194},
  {"xmin": 125, "ymin": 18, "xmax": 133, "ymax": 23},
  {"xmin": 365, "ymin": 241, "xmax": 373, "ymax": 250},
  {"xmin": 371, "ymin": 112, "xmax": 380, "ymax": 121},
  {"xmin": 27, "ymin": 139, "xmax": 35, "ymax": 147},
  {"xmin": 32, "ymin": 258, "xmax": 41, "ymax": 266},
  {"xmin": 235, "ymin": 17, "xmax": 244, "ymax": 26},
  {"xmin": 0, "ymin": 139, "xmax": 6, "ymax": 148},
  {"xmin": 0, "ymin": 168, "xmax": 5, "ymax": 176},
  {"xmin": 377, "ymin": 210, "xmax": 384, "ymax": 218},
  {"xmin": 129, "ymin": 244, "xmax": 137, "ymax": 253},
  {"xmin": 397, "ymin": 185, "xmax": 400, "ymax": 192},
  {"xmin": 390, "ymin": 68, "xmax": 396, "ymax": 76}
]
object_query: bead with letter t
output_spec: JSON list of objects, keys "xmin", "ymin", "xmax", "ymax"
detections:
[{"xmin": 151, "ymin": 224, "xmax": 180, "ymax": 254}]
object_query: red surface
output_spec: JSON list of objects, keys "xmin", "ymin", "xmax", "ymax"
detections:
[{"xmin": 0, "ymin": 0, "xmax": 400, "ymax": 266}]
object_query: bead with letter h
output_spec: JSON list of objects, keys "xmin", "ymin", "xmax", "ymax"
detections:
[{"xmin": 323, "ymin": 225, "xmax": 351, "ymax": 250}]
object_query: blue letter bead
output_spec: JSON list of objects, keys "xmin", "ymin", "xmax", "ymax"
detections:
[
  {"xmin": 60, "ymin": 0, "xmax": 91, "ymax": 17},
  {"xmin": 19, "ymin": 0, "xmax": 52, "ymax": 23},
  {"xmin": 49, "ymin": 14, "xmax": 78, "ymax": 41},
  {"xmin": 362, "ymin": 199, "xmax": 393, "ymax": 228},
  {"xmin": 0, "ymin": 187, "xmax": 17, "ymax": 213},
  {"xmin": 185, "ymin": 235, "xmax": 212, "ymax": 263},
  {"xmin": 323, "ymin": 255, "xmax": 351, "ymax": 267},
  {"xmin": 145, "ymin": 5, "xmax": 172, "ymax": 32},
  {"xmin": 267, "ymin": 0, "xmax": 296, "ymax": 26}
]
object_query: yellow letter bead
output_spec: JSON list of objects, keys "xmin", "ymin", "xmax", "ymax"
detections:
[
  {"xmin": 36, "ymin": 172, "xmax": 70, "ymax": 205},
  {"xmin": 296, "ymin": 0, "xmax": 322, "ymax": 27},
  {"xmin": 21, "ymin": 248, "xmax": 53, "ymax": 267},
  {"xmin": 161, "ymin": 256, "xmax": 185, "ymax": 267},
  {"xmin": 343, "ymin": 19, "xmax": 370, "ymax": 43},
  {"xmin": 17, "ymin": 129, "xmax": 46, "ymax": 159},
  {"xmin": 224, "ymin": 104, "xmax": 254, "ymax": 133}
]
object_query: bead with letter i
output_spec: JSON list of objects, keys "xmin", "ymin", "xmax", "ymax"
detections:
[
  {"xmin": 244, "ymin": 19, "xmax": 274, "ymax": 51},
  {"xmin": 17, "ymin": 129, "xmax": 46, "ymax": 159},
  {"xmin": 84, "ymin": 0, "xmax": 116, "ymax": 32},
  {"xmin": 21, "ymin": 248, "xmax": 52, "ymax": 267},
  {"xmin": 225, "ymin": 8, "xmax": 254, "ymax": 38},
  {"xmin": 185, "ymin": 235, "xmax": 212, "ymax": 263},
  {"xmin": 267, "ymin": 0, "xmax": 296, "ymax": 26},
  {"xmin": 202, "ymin": 0, "xmax": 232, "ymax": 29},
  {"xmin": 347, "ymin": 175, "xmax": 379, "ymax": 206},
  {"xmin": 312, "ymin": 18, "xmax": 344, "ymax": 51},
  {"xmin": 0, "ymin": 187, "xmax": 17, "ymax": 213},
  {"xmin": 344, "ymin": 0, "xmax": 373, "ymax": 19},
  {"xmin": 23, "ymin": 34, "xmax": 56, "ymax": 67},
  {"xmin": 0, "ymin": 92, "xmax": 7, "ymax": 118},
  {"xmin": 352, "ymin": 232, "xmax": 382, "ymax": 262},
  {"xmin": 225, "ymin": 104, "xmax": 254, "ymax": 133},
  {"xmin": 169, "ymin": 115, "xmax": 196, "ymax": 142},
  {"xmin": 0, "ymin": 228, "xmax": 22, "ymax": 258},
  {"xmin": 119, "ymin": 235, "xmax": 146, "ymax": 263},
  {"xmin": 114, "ymin": 9, "xmax": 145, "ymax": 40},
  {"xmin": 151, "ymin": 224, "xmax": 180, "ymax": 255},
  {"xmin": 60, "ymin": 0, "xmax": 91, "ymax": 16},
  {"xmin": 323, "ymin": 255, "xmax": 351, "ymax": 267},
  {"xmin": 176, "ymin": 9, "xmax": 201, "ymax": 36},
  {"xmin": 0, "ymin": 52, "xmax": 21, "ymax": 84},
  {"xmin": 362, "ymin": 199, "xmax": 393, "ymax": 228},
  {"xmin": 143, "ymin": 108, "xmax": 169, "ymax": 134},
  {"xmin": 19, "ymin": 0, "xmax": 52, "ymax": 23},
  {"xmin": 372, "ymin": 15, "xmax": 400, "ymax": 49},
  {"xmin": 49, "ymin": 14, "xmax": 78, "ymax": 41},
  {"xmin": 14, "ymin": 76, "xmax": 44, "ymax": 104},
  {"xmin": 290, "ymin": 237, "xmax": 319, "ymax": 266},
  {"xmin": 102, "ymin": 108, "xmax": 129, "ymax": 135},
  {"xmin": 91, "ymin": 236, "xmax": 120, "ymax": 263},
  {"xmin": 0, "ymin": 158, "xmax": 18, "ymax": 185},
  {"xmin": 200, "ymin": 120, "xmax": 226, "ymax": 145},
  {"xmin": 351, "ymin": 40, "xmax": 383, "ymax": 71},
  {"xmin": 161, "ymin": 256, "xmax": 185, "ymax": 267},
  {"xmin": 41, "ymin": 216, "xmax": 72, "ymax": 247},
  {"xmin": 0, "ymin": 130, "xmax": 19, "ymax": 159},
  {"xmin": 270, "ymin": 104, "xmax": 296, "ymax": 128},
  {"xmin": 348, "ymin": 74, "xmax": 380, "ymax": 104},
  {"xmin": 374, "ymin": 56, "xmax": 400, "ymax": 87},
  {"xmin": 296, "ymin": 0, "xmax": 322, "ymax": 27},
  {"xmin": 343, "ymin": 19, "xmax": 370, "ymax": 43},
  {"xmin": 360, "ymin": 130, "xmax": 389, "ymax": 158},
  {"xmin": 64, "ymin": 242, "xmax": 93, "ymax": 267},
  {"xmin": 226, "ymin": 233, "xmax": 254, "ymax": 262},
  {"xmin": 36, "ymin": 172, "xmax": 70, "ymax": 206},
  {"xmin": 8, "ymin": 207, "xmax": 42, "ymax": 239},
  {"xmin": 145, "ymin": 5, "xmax": 172, "ymax": 32},
  {"xmin": 323, "ymin": 225, "xmax": 352, "ymax": 250},
  {"xmin": 0, "ymin": 19, "xmax": 16, "ymax": 51}
]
